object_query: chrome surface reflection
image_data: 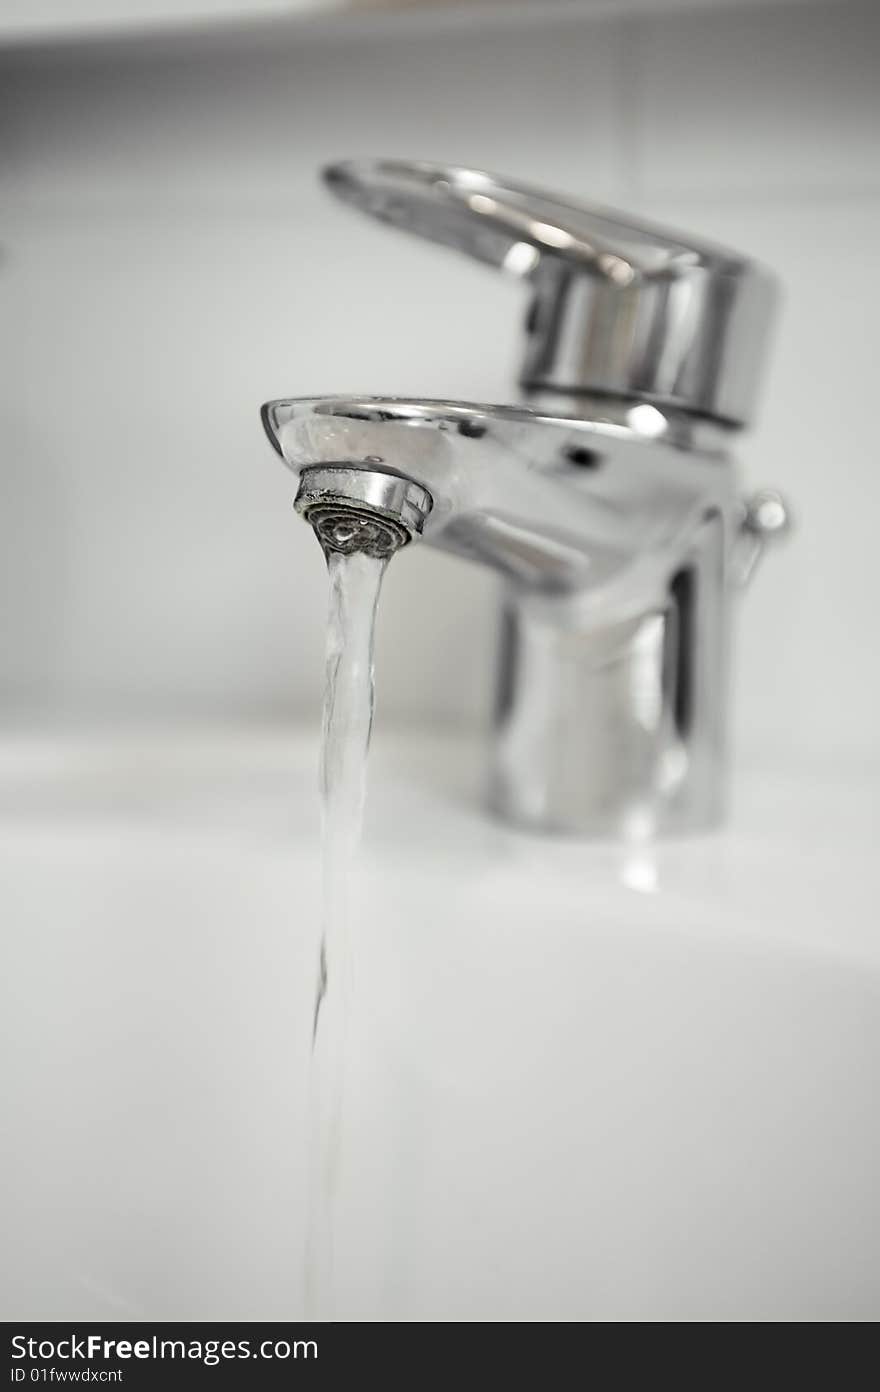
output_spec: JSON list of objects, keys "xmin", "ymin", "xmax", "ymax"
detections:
[
  {"xmin": 260, "ymin": 160, "xmax": 787, "ymax": 838},
  {"xmin": 324, "ymin": 158, "xmax": 778, "ymax": 427}
]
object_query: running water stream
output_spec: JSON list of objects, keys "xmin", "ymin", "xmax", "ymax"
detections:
[{"xmin": 305, "ymin": 548, "xmax": 388, "ymax": 1320}]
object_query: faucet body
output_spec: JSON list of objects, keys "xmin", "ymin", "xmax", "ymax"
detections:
[
  {"xmin": 262, "ymin": 161, "xmax": 784, "ymax": 838},
  {"xmin": 266, "ymin": 394, "xmax": 742, "ymax": 836}
]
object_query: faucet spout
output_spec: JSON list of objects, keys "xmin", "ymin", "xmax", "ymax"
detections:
[
  {"xmin": 262, "ymin": 394, "xmax": 741, "ymax": 837},
  {"xmin": 264, "ymin": 395, "xmax": 726, "ymax": 600}
]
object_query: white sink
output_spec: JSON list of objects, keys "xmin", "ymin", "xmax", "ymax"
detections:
[{"xmin": 1, "ymin": 729, "xmax": 878, "ymax": 1321}]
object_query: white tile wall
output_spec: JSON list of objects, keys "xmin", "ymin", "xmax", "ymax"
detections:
[
  {"xmin": 2, "ymin": 0, "xmax": 879, "ymax": 760},
  {"xmin": 635, "ymin": 3, "xmax": 880, "ymax": 197}
]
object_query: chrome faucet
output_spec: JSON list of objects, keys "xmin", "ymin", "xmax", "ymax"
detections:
[{"xmin": 261, "ymin": 159, "xmax": 787, "ymax": 838}]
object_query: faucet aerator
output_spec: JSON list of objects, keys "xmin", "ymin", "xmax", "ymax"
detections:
[{"xmin": 294, "ymin": 465, "xmax": 433, "ymax": 560}]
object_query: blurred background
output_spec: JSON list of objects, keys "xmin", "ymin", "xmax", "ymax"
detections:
[
  {"xmin": 1, "ymin": 0, "xmax": 877, "ymax": 758},
  {"xmin": 2, "ymin": 0, "xmax": 879, "ymax": 1325}
]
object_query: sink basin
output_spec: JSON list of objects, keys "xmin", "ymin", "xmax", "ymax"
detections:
[{"xmin": 1, "ymin": 729, "xmax": 877, "ymax": 1321}]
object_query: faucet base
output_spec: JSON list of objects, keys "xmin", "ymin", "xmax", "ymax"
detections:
[{"xmin": 489, "ymin": 510, "xmax": 730, "ymax": 839}]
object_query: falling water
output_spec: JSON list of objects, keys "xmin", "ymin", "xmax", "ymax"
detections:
[{"xmin": 305, "ymin": 548, "xmax": 388, "ymax": 1320}]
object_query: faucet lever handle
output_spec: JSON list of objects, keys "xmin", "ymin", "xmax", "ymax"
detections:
[{"xmin": 323, "ymin": 158, "xmax": 778, "ymax": 428}]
